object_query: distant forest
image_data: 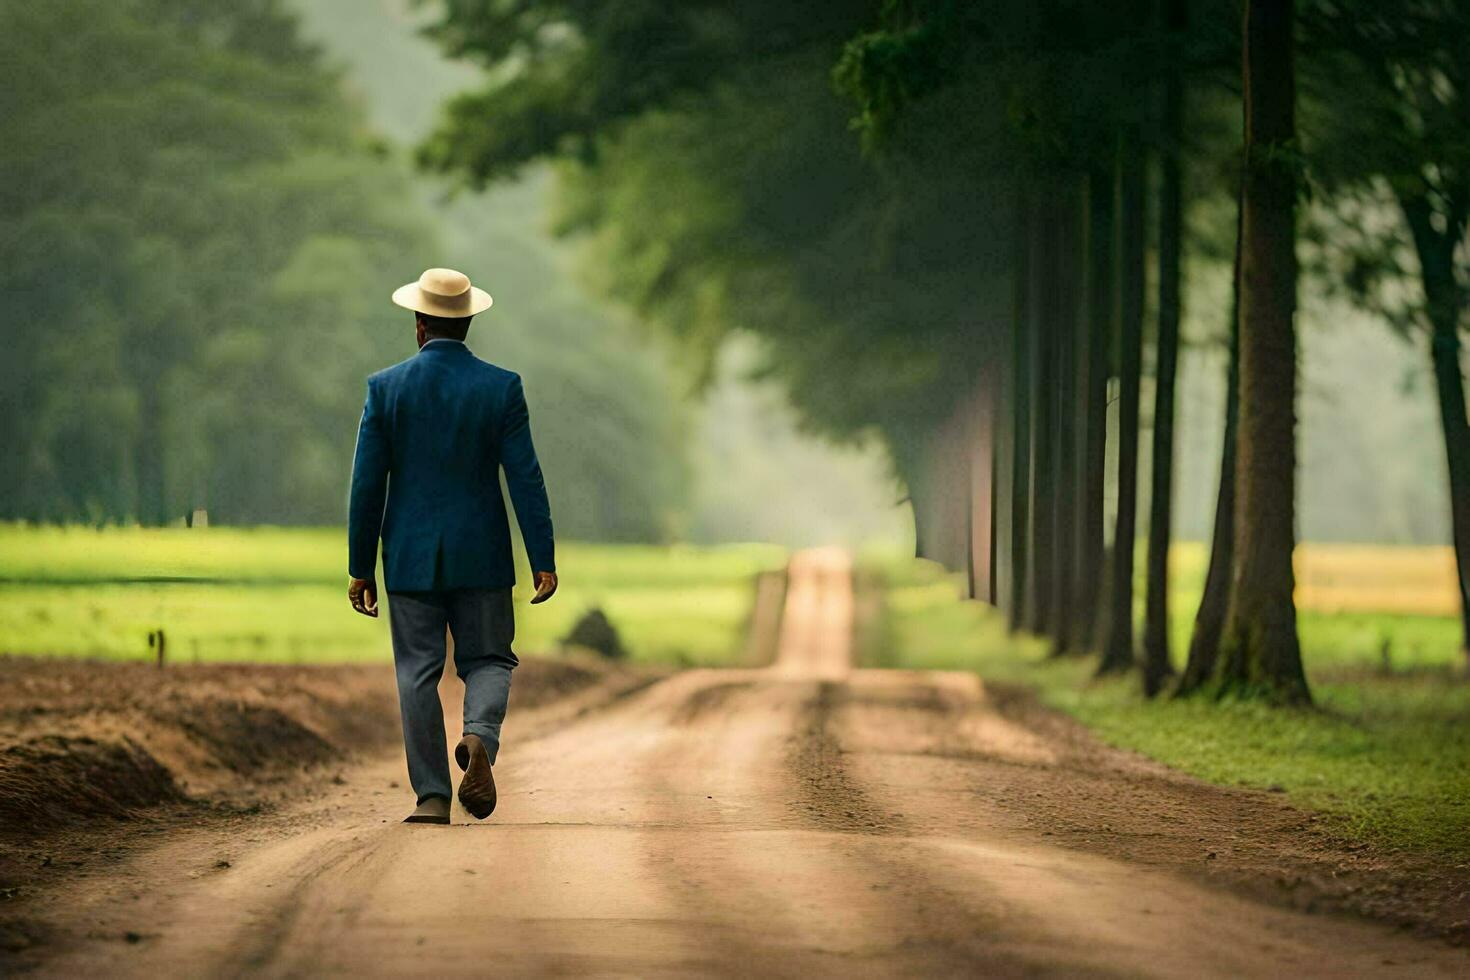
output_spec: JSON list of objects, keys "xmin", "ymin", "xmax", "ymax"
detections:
[{"xmin": 0, "ymin": 0, "xmax": 686, "ymax": 541}]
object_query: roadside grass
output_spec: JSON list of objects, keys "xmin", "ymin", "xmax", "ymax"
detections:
[
  {"xmin": 867, "ymin": 551, "xmax": 1470, "ymax": 858},
  {"xmin": 0, "ymin": 524, "xmax": 784, "ymax": 666}
]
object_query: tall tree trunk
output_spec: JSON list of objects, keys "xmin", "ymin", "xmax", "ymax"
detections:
[
  {"xmin": 1025, "ymin": 192, "xmax": 1057, "ymax": 635},
  {"xmin": 1098, "ymin": 133, "xmax": 1146, "ymax": 676},
  {"xmin": 1177, "ymin": 189, "xmax": 1243, "ymax": 696},
  {"xmin": 1074, "ymin": 166, "xmax": 1114, "ymax": 653},
  {"xmin": 1049, "ymin": 180, "xmax": 1086, "ymax": 655},
  {"xmin": 965, "ymin": 278, "xmax": 1004, "ymax": 602},
  {"xmin": 994, "ymin": 293, "xmax": 1018, "ymax": 616},
  {"xmin": 1400, "ymin": 195, "xmax": 1470, "ymax": 665},
  {"xmin": 990, "ymin": 437, "xmax": 1000, "ymax": 604},
  {"xmin": 1009, "ymin": 187, "xmax": 1034, "ymax": 633},
  {"xmin": 1216, "ymin": 0, "xmax": 1310, "ymax": 704},
  {"xmin": 1428, "ymin": 317, "xmax": 1470, "ymax": 667},
  {"xmin": 1142, "ymin": 0, "xmax": 1187, "ymax": 695},
  {"xmin": 967, "ymin": 382, "xmax": 998, "ymax": 605}
]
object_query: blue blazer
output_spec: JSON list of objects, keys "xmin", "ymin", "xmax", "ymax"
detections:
[{"xmin": 348, "ymin": 338, "xmax": 555, "ymax": 592}]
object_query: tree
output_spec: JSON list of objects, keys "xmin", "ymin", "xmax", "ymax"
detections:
[
  {"xmin": 1097, "ymin": 130, "xmax": 1147, "ymax": 677},
  {"xmin": 1142, "ymin": 0, "xmax": 1188, "ymax": 695},
  {"xmin": 1177, "ymin": 189, "xmax": 1243, "ymax": 695},
  {"xmin": 836, "ymin": 1, "xmax": 1171, "ymax": 634},
  {"xmin": 1024, "ymin": 188, "xmax": 1059, "ymax": 636},
  {"xmin": 1046, "ymin": 181, "xmax": 1087, "ymax": 656},
  {"xmin": 1009, "ymin": 191, "xmax": 1037, "ymax": 632},
  {"xmin": 1215, "ymin": 0, "xmax": 1311, "ymax": 704},
  {"xmin": 1303, "ymin": 0, "xmax": 1470, "ymax": 665},
  {"xmin": 1072, "ymin": 166, "xmax": 1114, "ymax": 654}
]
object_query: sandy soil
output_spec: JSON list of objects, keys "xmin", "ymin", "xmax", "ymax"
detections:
[
  {"xmin": 0, "ymin": 650, "xmax": 650, "ymax": 960},
  {"xmin": 2, "ymin": 550, "xmax": 1468, "ymax": 977}
]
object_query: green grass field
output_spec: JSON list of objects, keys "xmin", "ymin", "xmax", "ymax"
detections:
[
  {"xmin": 0, "ymin": 525, "xmax": 785, "ymax": 666},
  {"xmin": 866, "ymin": 552, "xmax": 1470, "ymax": 857}
]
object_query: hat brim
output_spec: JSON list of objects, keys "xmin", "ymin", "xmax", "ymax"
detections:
[{"xmin": 391, "ymin": 282, "xmax": 493, "ymax": 317}]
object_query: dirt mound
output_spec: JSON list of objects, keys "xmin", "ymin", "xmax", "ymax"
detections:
[
  {"xmin": 510, "ymin": 651, "xmax": 619, "ymax": 707},
  {"xmin": 0, "ymin": 658, "xmax": 401, "ymax": 837},
  {"xmin": 0, "ymin": 653, "xmax": 627, "ymax": 843},
  {"xmin": 0, "ymin": 736, "xmax": 184, "ymax": 827},
  {"xmin": 165, "ymin": 702, "xmax": 335, "ymax": 774}
]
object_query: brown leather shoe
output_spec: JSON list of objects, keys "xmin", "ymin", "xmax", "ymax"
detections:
[{"xmin": 455, "ymin": 734, "xmax": 497, "ymax": 819}]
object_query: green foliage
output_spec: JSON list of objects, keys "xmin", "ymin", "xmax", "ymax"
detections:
[
  {"xmin": 543, "ymin": 66, "xmax": 1011, "ymax": 453},
  {"xmin": 836, "ymin": 1, "xmax": 1239, "ymax": 172},
  {"xmin": 0, "ymin": 0, "xmax": 694, "ymax": 539},
  {"xmin": 833, "ymin": 2, "xmax": 964, "ymax": 150},
  {"xmin": 876, "ymin": 556, "xmax": 1470, "ymax": 856},
  {"xmin": 416, "ymin": 1, "xmax": 875, "ymax": 185},
  {"xmin": 0, "ymin": 524, "xmax": 784, "ymax": 665},
  {"xmin": 0, "ymin": 0, "xmax": 430, "ymax": 525},
  {"xmin": 1300, "ymin": 0, "xmax": 1470, "ymax": 334}
]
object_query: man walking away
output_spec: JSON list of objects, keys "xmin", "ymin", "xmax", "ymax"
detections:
[{"xmin": 347, "ymin": 267, "xmax": 558, "ymax": 825}]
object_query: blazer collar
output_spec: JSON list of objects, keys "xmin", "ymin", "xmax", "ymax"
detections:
[{"xmin": 419, "ymin": 338, "xmax": 470, "ymax": 355}]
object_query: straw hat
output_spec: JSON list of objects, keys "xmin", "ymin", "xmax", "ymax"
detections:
[{"xmin": 391, "ymin": 268, "xmax": 493, "ymax": 318}]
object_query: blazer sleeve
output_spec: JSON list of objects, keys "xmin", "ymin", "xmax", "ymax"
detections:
[
  {"xmin": 347, "ymin": 378, "xmax": 390, "ymax": 580},
  {"xmin": 500, "ymin": 374, "xmax": 556, "ymax": 574}
]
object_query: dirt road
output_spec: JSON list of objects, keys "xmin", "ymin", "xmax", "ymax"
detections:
[{"xmin": 23, "ymin": 549, "xmax": 1470, "ymax": 977}]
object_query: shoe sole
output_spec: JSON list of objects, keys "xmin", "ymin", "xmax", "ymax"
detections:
[
  {"xmin": 456, "ymin": 736, "xmax": 497, "ymax": 819},
  {"xmin": 402, "ymin": 814, "xmax": 451, "ymax": 825}
]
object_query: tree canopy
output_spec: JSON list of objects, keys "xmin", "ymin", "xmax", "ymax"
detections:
[
  {"xmin": 419, "ymin": 0, "xmax": 1022, "ymax": 495},
  {"xmin": 0, "ymin": 0, "xmax": 692, "ymax": 539}
]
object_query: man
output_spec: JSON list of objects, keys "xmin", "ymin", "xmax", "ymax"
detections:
[{"xmin": 347, "ymin": 267, "xmax": 558, "ymax": 826}]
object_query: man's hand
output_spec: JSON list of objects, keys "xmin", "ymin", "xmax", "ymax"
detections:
[
  {"xmin": 348, "ymin": 577, "xmax": 379, "ymax": 618},
  {"xmin": 530, "ymin": 570, "xmax": 558, "ymax": 605}
]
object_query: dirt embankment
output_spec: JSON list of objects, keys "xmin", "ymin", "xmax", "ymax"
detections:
[{"xmin": 0, "ymin": 655, "xmax": 623, "ymax": 901}]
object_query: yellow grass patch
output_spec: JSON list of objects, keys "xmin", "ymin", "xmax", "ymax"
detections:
[
  {"xmin": 1166, "ymin": 541, "xmax": 1461, "ymax": 618},
  {"xmin": 1294, "ymin": 544, "xmax": 1460, "ymax": 617}
]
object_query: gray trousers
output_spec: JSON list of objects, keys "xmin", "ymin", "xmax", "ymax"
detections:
[{"xmin": 387, "ymin": 588, "xmax": 517, "ymax": 804}]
